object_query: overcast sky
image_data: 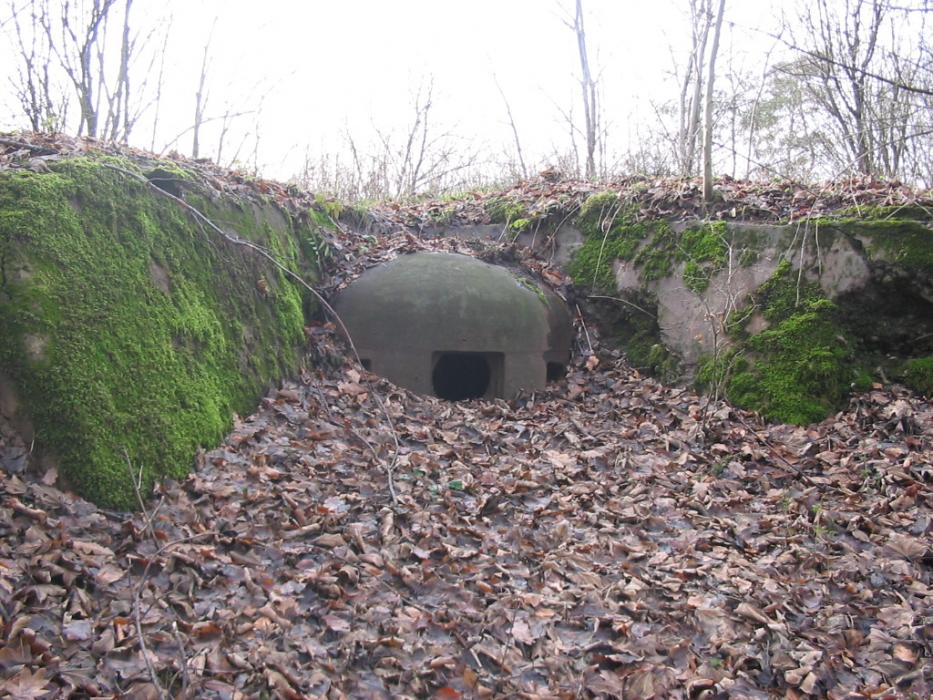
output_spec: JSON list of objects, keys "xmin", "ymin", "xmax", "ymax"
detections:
[{"xmin": 1, "ymin": 0, "xmax": 786, "ymax": 179}]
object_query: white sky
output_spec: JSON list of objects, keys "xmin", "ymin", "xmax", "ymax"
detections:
[{"xmin": 1, "ymin": 0, "xmax": 786, "ymax": 179}]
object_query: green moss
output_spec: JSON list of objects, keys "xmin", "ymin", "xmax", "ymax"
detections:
[
  {"xmin": 704, "ymin": 260, "xmax": 865, "ymax": 425},
  {"xmin": 862, "ymin": 220, "xmax": 933, "ymax": 271},
  {"xmin": 0, "ymin": 158, "xmax": 317, "ymax": 508},
  {"xmin": 517, "ymin": 276, "xmax": 548, "ymax": 305},
  {"xmin": 631, "ymin": 221, "xmax": 676, "ymax": 281},
  {"xmin": 834, "ymin": 204, "xmax": 931, "ymax": 222},
  {"xmin": 587, "ymin": 290, "xmax": 680, "ymax": 381},
  {"xmin": 902, "ymin": 356, "xmax": 933, "ymax": 396},
  {"xmin": 576, "ymin": 191, "xmax": 623, "ymax": 237},
  {"xmin": 306, "ymin": 206, "xmax": 337, "ymax": 230},
  {"xmin": 809, "ymin": 217, "xmax": 933, "ymax": 272},
  {"xmin": 678, "ymin": 221, "xmax": 729, "ymax": 293},
  {"xmin": 485, "ymin": 196, "xmax": 527, "ymax": 225},
  {"xmin": 571, "ymin": 210, "xmax": 740, "ymax": 294},
  {"xmin": 569, "ymin": 225, "xmax": 643, "ymax": 292},
  {"xmin": 570, "ymin": 194, "xmax": 674, "ymax": 292}
]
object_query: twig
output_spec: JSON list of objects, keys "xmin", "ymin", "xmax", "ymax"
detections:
[
  {"xmin": 587, "ymin": 294, "xmax": 655, "ymax": 318},
  {"xmin": 576, "ymin": 304, "xmax": 593, "ymax": 356},
  {"xmin": 124, "ymin": 452, "xmax": 167, "ymax": 700},
  {"xmin": 590, "ymin": 200, "xmax": 622, "ymax": 292},
  {"xmin": 104, "ymin": 163, "xmax": 400, "ymax": 506}
]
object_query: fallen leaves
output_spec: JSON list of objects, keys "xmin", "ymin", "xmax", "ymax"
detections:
[{"xmin": 1, "ymin": 349, "xmax": 929, "ymax": 698}]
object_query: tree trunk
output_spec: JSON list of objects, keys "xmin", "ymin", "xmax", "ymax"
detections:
[
  {"xmin": 703, "ymin": 0, "xmax": 726, "ymax": 203},
  {"xmin": 574, "ymin": 0, "xmax": 598, "ymax": 178}
]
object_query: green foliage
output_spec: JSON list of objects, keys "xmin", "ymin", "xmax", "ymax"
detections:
[
  {"xmin": 313, "ymin": 193, "xmax": 344, "ymax": 221},
  {"xmin": 902, "ymin": 356, "xmax": 933, "ymax": 396},
  {"xmin": 427, "ymin": 206, "xmax": 456, "ymax": 225},
  {"xmin": 0, "ymin": 159, "xmax": 317, "ymax": 508},
  {"xmin": 510, "ymin": 217, "xmax": 532, "ymax": 232}
]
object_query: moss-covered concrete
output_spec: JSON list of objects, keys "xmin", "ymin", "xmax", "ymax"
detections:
[
  {"xmin": 568, "ymin": 194, "xmax": 673, "ymax": 292},
  {"xmin": 567, "ymin": 192, "xmax": 933, "ymax": 424},
  {"xmin": 699, "ymin": 261, "xmax": 870, "ymax": 424},
  {"xmin": 0, "ymin": 158, "xmax": 320, "ymax": 508},
  {"xmin": 569, "ymin": 194, "xmax": 761, "ymax": 295}
]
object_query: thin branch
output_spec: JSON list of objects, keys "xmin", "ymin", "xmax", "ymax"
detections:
[{"xmin": 748, "ymin": 21, "xmax": 933, "ymax": 97}]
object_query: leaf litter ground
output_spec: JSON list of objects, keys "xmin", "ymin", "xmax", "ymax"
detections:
[
  {"xmin": 1, "ymin": 332, "xmax": 931, "ymax": 698},
  {"xmin": 0, "ymin": 133, "xmax": 931, "ymax": 698}
]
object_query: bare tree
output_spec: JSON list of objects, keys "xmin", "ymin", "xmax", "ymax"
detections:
[
  {"xmin": 99, "ymin": 0, "xmax": 132, "ymax": 141},
  {"xmin": 753, "ymin": 0, "xmax": 932, "ymax": 181},
  {"xmin": 148, "ymin": 15, "xmax": 172, "ymax": 151},
  {"xmin": 568, "ymin": 0, "xmax": 598, "ymax": 178},
  {"xmin": 796, "ymin": 0, "xmax": 885, "ymax": 174},
  {"xmin": 702, "ymin": 0, "xmax": 726, "ymax": 203},
  {"xmin": 191, "ymin": 22, "xmax": 215, "ymax": 159},
  {"xmin": 9, "ymin": 0, "xmax": 67, "ymax": 132},
  {"xmin": 494, "ymin": 74, "xmax": 528, "ymax": 180},
  {"xmin": 41, "ymin": 0, "xmax": 119, "ymax": 138},
  {"xmin": 678, "ymin": 0, "xmax": 714, "ymax": 176},
  {"xmin": 6, "ymin": 0, "xmax": 166, "ymax": 143}
]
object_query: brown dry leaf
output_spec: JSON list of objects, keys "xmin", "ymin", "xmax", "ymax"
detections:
[
  {"xmin": 735, "ymin": 601, "xmax": 771, "ymax": 626},
  {"xmin": 893, "ymin": 642, "xmax": 919, "ymax": 663},
  {"xmin": 191, "ymin": 621, "xmax": 223, "ymax": 639},
  {"xmin": 885, "ymin": 533, "xmax": 927, "ymax": 560},
  {"xmin": 94, "ymin": 563, "xmax": 126, "ymax": 585},
  {"xmin": 62, "ymin": 619, "xmax": 93, "ymax": 641},
  {"xmin": 433, "ymin": 688, "xmax": 462, "ymax": 700},
  {"xmin": 323, "ymin": 614, "xmax": 350, "ymax": 633},
  {"xmin": 510, "ymin": 616, "xmax": 537, "ymax": 645},
  {"xmin": 313, "ymin": 533, "xmax": 346, "ymax": 548},
  {"xmin": 0, "ymin": 668, "xmax": 51, "ymax": 699}
]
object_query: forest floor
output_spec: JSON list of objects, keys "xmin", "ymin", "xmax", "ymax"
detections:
[
  {"xmin": 0, "ymin": 133, "xmax": 931, "ymax": 699},
  {"xmin": 1, "ymin": 327, "xmax": 931, "ymax": 699}
]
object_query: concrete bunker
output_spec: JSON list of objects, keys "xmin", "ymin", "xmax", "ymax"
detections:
[{"xmin": 333, "ymin": 252, "xmax": 573, "ymax": 400}]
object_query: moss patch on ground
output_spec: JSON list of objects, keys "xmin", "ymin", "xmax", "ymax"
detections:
[
  {"xmin": 902, "ymin": 356, "xmax": 933, "ymax": 397},
  {"xmin": 0, "ymin": 158, "xmax": 319, "ymax": 508}
]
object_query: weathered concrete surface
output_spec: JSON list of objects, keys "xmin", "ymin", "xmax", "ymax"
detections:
[
  {"xmin": 616, "ymin": 223, "xmax": 788, "ymax": 365},
  {"xmin": 605, "ymin": 220, "xmax": 931, "ymax": 370},
  {"xmin": 333, "ymin": 252, "xmax": 572, "ymax": 399}
]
